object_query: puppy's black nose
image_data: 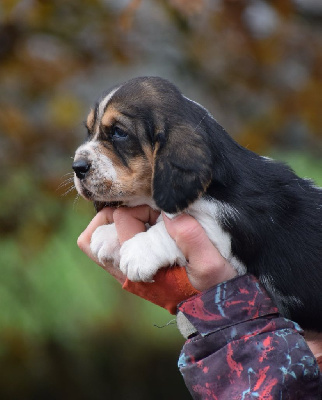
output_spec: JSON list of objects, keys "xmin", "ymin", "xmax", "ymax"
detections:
[{"xmin": 72, "ymin": 159, "xmax": 91, "ymax": 180}]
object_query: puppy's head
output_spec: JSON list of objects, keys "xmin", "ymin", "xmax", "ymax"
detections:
[{"xmin": 73, "ymin": 76, "xmax": 217, "ymax": 213}]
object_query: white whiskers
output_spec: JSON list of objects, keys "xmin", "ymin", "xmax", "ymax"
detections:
[
  {"xmin": 73, "ymin": 193, "xmax": 81, "ymax": 210},
  {"xmin": 58, "ymin": 173, "xmax": 76, "ymax": 197}
]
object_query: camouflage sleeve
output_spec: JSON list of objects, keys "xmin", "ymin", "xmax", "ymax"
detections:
[{"xmin": 177, "ymin": 274, "xmax": 322, "ymax": 399}]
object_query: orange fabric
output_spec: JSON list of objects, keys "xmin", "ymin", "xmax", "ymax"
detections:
[{"xmin": 122, "ymin": 266, "xmax": 200, "ymax": 314}]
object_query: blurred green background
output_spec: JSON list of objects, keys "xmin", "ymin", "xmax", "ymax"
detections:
[{"xmin": 0, "ymin": 1, "xmax": 321, "ymax": 399}]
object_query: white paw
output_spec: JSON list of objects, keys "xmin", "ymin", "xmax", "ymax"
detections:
[
  {"xmin": 119, "ymin": 222, "xmax": 186, "ymax": 282},
  {"xmin": 90, "ymin": 224, "xmax": 121, "ymax": 266},
  {"xmin": 119, "ymin": 233, "xmax": 160, "ymax": 282}
]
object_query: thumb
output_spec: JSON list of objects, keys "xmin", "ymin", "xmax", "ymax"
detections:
[
  {"xmin": 162, "ymin": 212, "xmax": 212, "ymax": 262},
  {"xmin": 163, "ymin": 212, "xmax": 237, "ymax": 291}
]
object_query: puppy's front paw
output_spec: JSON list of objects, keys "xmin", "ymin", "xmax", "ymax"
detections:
[
  {"xmin": 90, "ymin": 224, "xmax": 121, "ymax": 266},
  {"xmin": 119, "ymin": 233, "xmax": 161, "ymax": 282},
  {"xmin": 119, "ymin": 227, "xmax": 186, "ymax": 282}
]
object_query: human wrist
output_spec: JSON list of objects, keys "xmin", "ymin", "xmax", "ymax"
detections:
[{"xmin": 186, "ymin": 260, "xmax": 238, "ymax": 291}]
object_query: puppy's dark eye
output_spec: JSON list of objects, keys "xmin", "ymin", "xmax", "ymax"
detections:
[{"xmin": 112, "ymin": 127, "xmax": 128, "ymax": 140}]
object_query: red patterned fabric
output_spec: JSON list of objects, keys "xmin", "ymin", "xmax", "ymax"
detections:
[{"xmin": 178, "ymin": 275, "xmax": 322, "ymax": 399}]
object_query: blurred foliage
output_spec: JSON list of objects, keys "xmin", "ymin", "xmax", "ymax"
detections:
[
  {"xmin": 0, "ymin": 202, "xmax": 186, "ymax": 399},
  {"xmin": 0, "ymin": 0, "xmax": 321, "ymax": 398},
  {"xmin": 1, "ymin": 0, "xmax": 322, "ymax": 241}
]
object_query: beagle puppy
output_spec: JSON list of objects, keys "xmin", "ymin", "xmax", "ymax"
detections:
[{"xmin": 73, "ymin": 76, "xmax": 322, "ymax": 332}]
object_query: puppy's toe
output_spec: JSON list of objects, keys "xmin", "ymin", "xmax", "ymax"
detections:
[
  {"xmin": 90, "ymin": 224, "xmax": 121, "ymax": 266},
  {"xmin": 120, "ymin": 239, "xmax": 156, "ymax": 282},
  {"xmin": 120, "ymin": 259, "xmax": 155, "ymax": 282},
  {"xmin": 97, "ymin": 242, "xmax": 121, "ymax": 266}
]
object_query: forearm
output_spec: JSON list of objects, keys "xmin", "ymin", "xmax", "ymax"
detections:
[{"xmin": 177, "ymin": 274, "xmax": 322, "ymax": 399}]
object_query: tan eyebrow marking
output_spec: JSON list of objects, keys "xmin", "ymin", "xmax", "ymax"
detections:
[
  {"xmin": 100, "ymin": 107, "xmax": 135, "ymax": 135},
  {"xmin": 86, "ymin": 109, "xmax": 95, "ymax": 130},
  {"xmin": 101, "ymin": 107, "xmax": 123, "ymax": 128}
]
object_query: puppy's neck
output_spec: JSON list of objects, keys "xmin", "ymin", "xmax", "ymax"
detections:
[{"xmin": 123, "ymin": 196, "xmax": 158, "ymax": 210}]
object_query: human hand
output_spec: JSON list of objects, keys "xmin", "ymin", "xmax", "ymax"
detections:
[
  {"xmin": 77, "ymin": 206, "xmax": 160, "ymax": 284},
  {"xmin": 77, "ymin": 207, "xmax": 126, "ymax": 284},
  {"xmin": 163, "ymin": 213, "xmax": 237, "ymax": 291},
  {"xmin": 77, "ymin": 206, "xmax": 196, "ymax": 313},
  {"xmin": 77, "ymin": 205, "xmax": 237, "ymax": 313}
]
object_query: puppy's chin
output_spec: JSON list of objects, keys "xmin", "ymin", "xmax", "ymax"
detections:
[
  {"xmin": 74, "ymin": 177, "xmax": 93, "ymax": 200},
  {"xmin": 78, "ymin": 188, "xmax": 123, "ymax": 212},
  {"xmin": 93, "ymin": 201, "xmax": 123, "ymax": 213},
  {"xmin": 75, "ymin": 178, "xmax": 121, "ymax": 212}
]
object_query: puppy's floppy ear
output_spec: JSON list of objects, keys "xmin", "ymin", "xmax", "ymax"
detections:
[{"xmin": 152, "ymin": 122, "xmax": 213, "ymax": 214}]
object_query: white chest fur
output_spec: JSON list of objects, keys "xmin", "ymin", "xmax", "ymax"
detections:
[{"xmin": 187, "ymin": 199, "xmax": 246, "ymax": 275}]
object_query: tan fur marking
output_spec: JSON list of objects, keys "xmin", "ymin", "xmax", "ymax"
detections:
[
  {"xmin": 86, "ymin": 109, "xmax": 95, "ymax": 130},
  {"xmin": 142, "ymin": 144, "xmax": 154, "ymax": 166},
  {"xmin": 98, "ymin": 144, "xmax": 152, "ymax": 200},
  {"xmin": 122, "ymin": 157, "xmax": 152, "ymax": 196},
  {"xmin": 101, "ymin": 106, "xmax": 123, "ymax": 129}
]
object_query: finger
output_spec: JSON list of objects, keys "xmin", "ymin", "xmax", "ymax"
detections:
[
  {"xmin": 113, "ymin": 206, "xmax": 160, "ymax": 245},
  {"xmin": 77, "ymin": 207, "xmax": 126, "ymax": 284},
  {"xmin": 102, "ymin": 264, "xmax": 126, "ymax": 284},
  {"xmin": 163, "ymin": 213, "xmax": 237, "ymax": 290},
  {"xmin": 163, "ymin": 212, "xmax": 218, "ymax": 261}
]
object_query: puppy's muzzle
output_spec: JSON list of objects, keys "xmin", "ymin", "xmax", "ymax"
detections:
[{"xmin": 72, "ymin": 159, "xmax": 91, "ymax": 180}]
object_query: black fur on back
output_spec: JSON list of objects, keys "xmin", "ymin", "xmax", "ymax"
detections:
[{"xmin": 177, "ymin": 100, "xmax": 322, "ymax": 331}]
